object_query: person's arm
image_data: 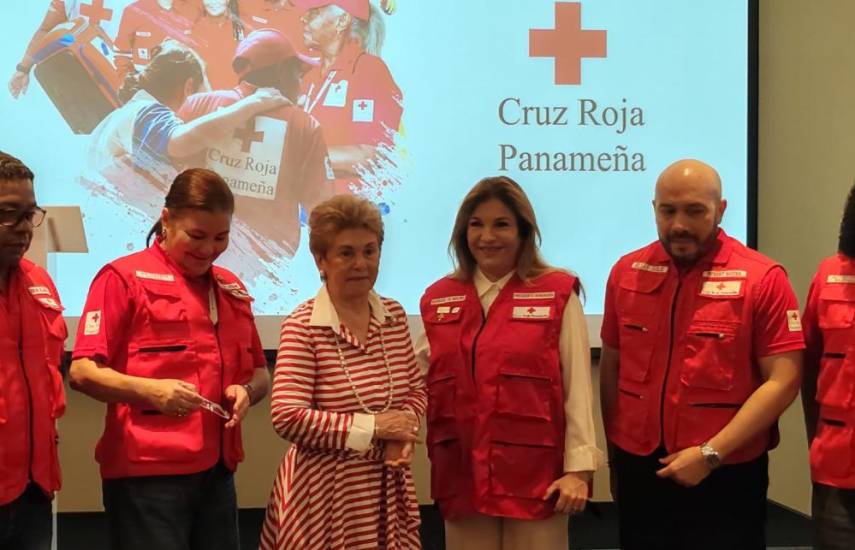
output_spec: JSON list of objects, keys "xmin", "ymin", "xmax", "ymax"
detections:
[
  {"xmin": 545, "ymin": 292, "xmax": 604, "ymax": 514},
  {"xmin": 270, "ymin": 315, "xmax": 419, "ymax": 451},
  {"xmin": 166, "ymin": 87, "xmax": 288, "ymax": 158},
  {"xmin": 9, "ymin": 0, "xmax": 67, "ymax": 98},
  {"xmin": 223, "ymin": 327, "xmax": 270, "ymax": 429},
  {"xmin": 656, "ymin": 351, "xmax": 802, "ymax": 486},
  {"xmin": 69, "ymin": 357, "xmax": 203, "ymax": 415},
  {"xmin": 657, "ymin": 267, "xmax": 805, "ymax": 486},
  {"xmin": 801, "ymin": 276, "xmax": 823, "ymax": 444}
]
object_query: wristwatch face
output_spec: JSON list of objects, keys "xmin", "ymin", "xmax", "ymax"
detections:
[{"xmin": 701, "ymin": 444, "xmax": 721, "ymax": 468}]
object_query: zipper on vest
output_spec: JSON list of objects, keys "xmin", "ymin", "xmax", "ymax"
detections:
[
  {"xmin": 659, "ymin": 278, "xmax": 682, "ymax": 446},
  {"xmin": 470, "ymin": 310, "xmax": 487, "ymax": 380}
]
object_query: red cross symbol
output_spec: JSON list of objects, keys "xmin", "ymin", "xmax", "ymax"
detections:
[
  {"xmin": 91, "ymin": 312, "xmax": 100, "ymax": 323},
  {"xmin": 358, "ymin": 100, "xmax": 368, "ymax": 110},
  {"xmin": 790, "ymin": 311, "xmax": 799, "ymax": 320},
  {"xmin": 527, "ymin": 307, "xmax": 536, "ymax": 314},
  {"xmin": 529, "ymin": 2, "xmax": 607, "ymax": 85},
  {"xmin": 716, "ymin": 283, "xmax": 727, "ymax": 291},
  {"xmin": 233, "ymin": 121, "xmax": 264, "ymax": 153},
  {"xmin": 80, "ymin": 0, "xmax": 115, "ymax": 28}
]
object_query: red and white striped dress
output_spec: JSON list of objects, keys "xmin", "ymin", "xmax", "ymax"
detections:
[{"xmin": 260, "ymin": 288, "xmax": 427, "ymax": 550}]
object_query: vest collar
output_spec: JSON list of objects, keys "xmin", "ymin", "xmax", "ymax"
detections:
[{"xmin": 473, "ymin": 268, "xmax": 514, "ymax": 299}]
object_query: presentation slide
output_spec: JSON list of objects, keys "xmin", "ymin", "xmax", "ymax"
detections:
[{"xmin": 1, "ymin": 1, "xmax": 751, "ymax": 343}]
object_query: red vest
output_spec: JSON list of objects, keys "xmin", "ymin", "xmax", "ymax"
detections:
[
  {"xmin": 0, "ymin": 259, "xmax": 67, "ymax": 505},
  {"xmin": 94, "ymin": 246, "xmax": 256, "ymax": 478},
  {"xmin": 421, "ymin": 271, "xmax": 575, "ymax": 520},
  {"xmin": 607, "ymin": 232, "xmax": 780, "ymax": 463},
  {"xmin": 807, "ymin": 253, "xmax": 855, "ymax": 488}
]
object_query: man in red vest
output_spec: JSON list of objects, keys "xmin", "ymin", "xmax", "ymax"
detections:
[
  {"xmin": 599, "ymin": 159, "xmax": 804, "ymax": 550},
  {"xmin": 0, "ymin": 152, "xmax": 67, "ymax": 550},
  {"xmin": 802, "ymin": 183, "xmax": 855, "ymax": 549}
]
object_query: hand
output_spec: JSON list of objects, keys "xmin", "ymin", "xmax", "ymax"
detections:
[
  {"xmin": 146, "ymin": 379, "xmax": 203, "ymax": 417},
  {"xmin": 8, "ymin": 70, "xmax": 29, "ymax": 98},
  {"xmin": 656, "ymin": 446, "xmax": 712, "ymax": 487},
  {"xmin": 380, "ymin": 0, "xmax": 396, "ymax": 15},
  {"xmin": 384, "ymin": 440, "xmax": 414, "ymax": 468},
  {"xmin": 543, "ymin": 472, "xmax": 590, "ymax": 514},
  {"xmin": 223, "ymin": 384, "xmax": 250, "ymax": 429},
  {"xmin": 249, "ymin": 87, "xmax": 291, "ymax": 112},
  {"xmin": 374, "ymin": 410, "xmax": 420, "ymax": 442}
]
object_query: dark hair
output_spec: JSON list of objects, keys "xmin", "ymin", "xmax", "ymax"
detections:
[
  {"xmin": 0, "ymin": 151, "xmax": 34, "ymax": 182},
  {"xmin": 118, "ymin": 39, "xmax": 205, "ymax": 105},
  {"xmin": 146, "ymin": 168, "xmax": 235, "ymax": 245},
  {"xmin": 449, "ymin": 175, "xmax": 554, "ymax": 282},
  {"xmin": 241, "ymin": 58, "xmax": 303, "ymax": 101},
  {"xmin": 838, "ymin": 181, "xmax": 855, "ymax": 258}
]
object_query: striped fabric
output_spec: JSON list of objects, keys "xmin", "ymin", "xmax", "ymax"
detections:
[{"xmin": 260, "ymin": 296, "xmax": 427, "ymax": 550}]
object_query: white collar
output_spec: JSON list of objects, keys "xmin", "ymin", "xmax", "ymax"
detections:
[
  {"xmin": 308, "ymin": 284, "xmax": 390, "ymax": 334},
  {"xmin": 473, "ymin": 268, "xmax": 515, "ymax": 299}
]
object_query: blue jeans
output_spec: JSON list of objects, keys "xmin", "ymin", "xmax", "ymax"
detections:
[
  {"xmin": 0, "ymin": 483, "xmax": 52, "ymax": 550},
  {"xmin": 102, "ymin": 462, "xmax": 240, "ymax": 550},
  {"xmin": 813, "ymin": 482, "xmax": 855, "ymax": 550}
]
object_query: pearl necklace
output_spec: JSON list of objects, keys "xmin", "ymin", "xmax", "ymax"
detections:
[{"xmin": 332, "ymin": 325, "xmax": 394, "ymax": 414}]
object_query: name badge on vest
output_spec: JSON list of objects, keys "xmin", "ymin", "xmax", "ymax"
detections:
[
  {"xmin": 700, "ymin": 280, "xmax": 743, "ymax": 297},
  {"xmin": 135, "ymin": 270, "xmax": 174, "ymax": 282},
  {"xmin": 429, "ymin": 303, "xmax": 462, "ymax": 323},
  {"xmin": 827, "ymin": 274, "xmax": 855, "ymax": 284},
  {"xmin": 631, "ymin": 261, "xmax": 668, "ymax": 273},
  {"xmin": 512, "ymin": 291, "xmax": 556, "ymax": 300},
  {"xmin": 323, "ymin": 79, "xmax": 349, "ymax": 107},
  {"xmin": 703, "ymin": 270, "xmax": 747, "ymax": 279},
  {"xmin": 430, "ymin": 295, "xmax": 466, "ymax": 306},
  {"xmin": 512, "ymin": 305, "xmax": 553, "ymax": 320},
  {"xmin": 28, "ymin": 286, "xmax": 51, "ymax": 296}
]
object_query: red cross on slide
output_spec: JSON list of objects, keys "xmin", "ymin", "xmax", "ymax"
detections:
[
  {"xmin": 529, "ymin": 2, "xmax": 607, "ymax": 85},
  {"xmin": 80, "ymin": 0, "xmax": 114, "ymax": 28},
  {"xmin": 233, "ymin": 121, "xmax": 264, "ymax": 153},
  {"xmin": 358, "ymin": 100, "xmax": 368, "ymax": 110}
]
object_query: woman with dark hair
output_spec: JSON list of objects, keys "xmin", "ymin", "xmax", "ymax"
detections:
[
  {"xmin": 69, "ymin": 168, "xmax": 270, "ymax": 550},
  {"xmin": 84, "ymin": 38, "xmax": 286, "ymax": 214},
  {"xmin": 417, "ymin": 176, "xmax": 603, "ymax": 550},
  {"xmin": 802, "ymin": 182, "xmax": 855, "ymax": 550},
  {"xmin": 191, "ymin": 0, "xmax": 248, "ymax": 89}
]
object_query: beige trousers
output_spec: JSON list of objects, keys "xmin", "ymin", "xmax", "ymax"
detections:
[{"xmin": 444, "ymin": 513, "xmax": 569, "ymax": 550}]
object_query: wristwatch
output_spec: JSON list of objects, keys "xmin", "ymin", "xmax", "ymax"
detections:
[
  {"xmin": 241, "ymin": 382, "xmax": 254, "ymax": 401},
  {"xmin": 699, "ymin": 442, "xmax": 721, "ymax": 470}
]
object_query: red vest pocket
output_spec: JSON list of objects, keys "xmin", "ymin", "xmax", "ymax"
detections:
[
  {"xmin": 817, "ymin": 352, "xmax": 855, "ymax": 409},
  {"xmin": 427, "ymin": 420, "xmax": 463, "ymax": 500},
  {"xmin": 611, "ymin": 386, "xmax": 650, "ymax": 448},
  {"xmin": 810, "ymin": 420, "xmax": 855, "ymax": 480},
  {"xmin": 617, "ymin": 317, "xmax": 655, "ymax": 383},
  {"xmin": 427, "ymin": 373, "xmax": 456, "ymax": 421},
  {"xmin": 680, "ymin": 320, "xmax": 740, "ymax": 391},
  {"xmin": 488, "ymin": 443, "xmax": 558, "ymax": 500},
  {"xmin": 126, "ymin": 407, "xmax": 205, "ymax": 462},
  {"xmin": 818, "ymin": 284, "xmax": 855, "ymax": 329},
  {"xmin": 673, "ymin": 402, "xmax": 739, "ymax": 451},
  {"xmin": 495, "ymin": 371, "xmax": 554, "ymax": 421}
]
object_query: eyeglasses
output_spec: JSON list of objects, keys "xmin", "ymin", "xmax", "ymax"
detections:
[{"xmin": 0, "ymin": 207, "xmax": 47, "ymax": 228}]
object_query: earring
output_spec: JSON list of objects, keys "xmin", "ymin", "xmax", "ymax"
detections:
[{"xmin": 319, "ymin": 270, "xmax": 326, "ymax": 282}]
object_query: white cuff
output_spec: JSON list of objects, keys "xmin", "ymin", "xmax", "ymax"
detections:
[{"xmin": 345, "ymin": 413, "xmax": 376, "ymax": 452}]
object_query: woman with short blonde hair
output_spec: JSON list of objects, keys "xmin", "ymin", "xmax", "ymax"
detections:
[{"xmin": 261, "ymin": 194, "xmax": 425, "ymax": 549}]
